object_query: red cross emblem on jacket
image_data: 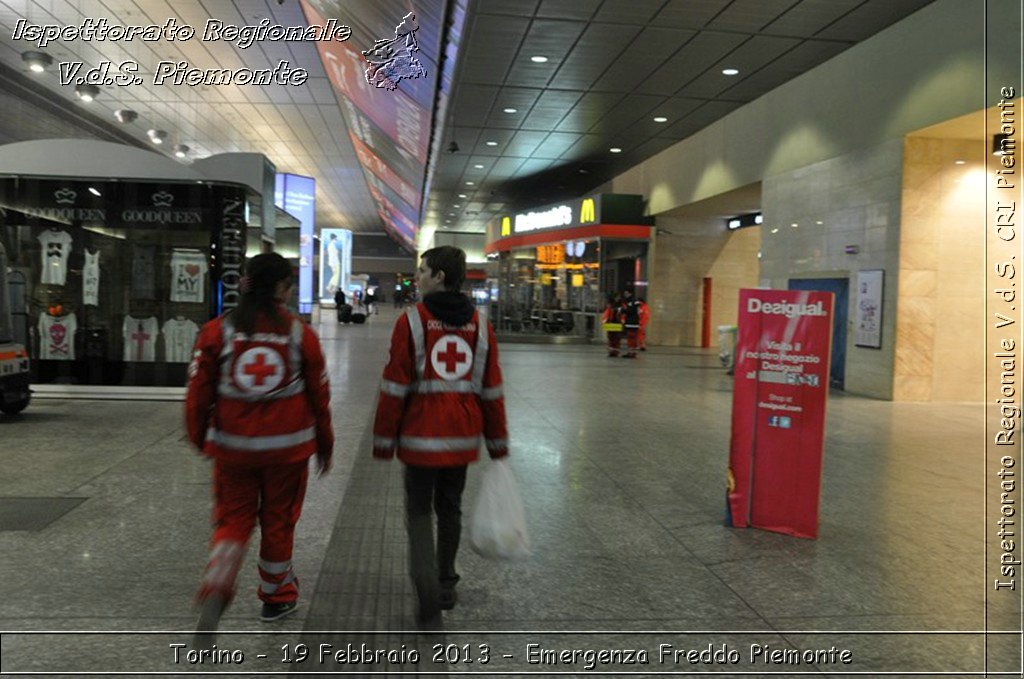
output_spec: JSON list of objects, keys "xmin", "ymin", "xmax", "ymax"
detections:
[
  {"xmin": 431, "ymin": 335, "xmax": 473, "ymax": 380},
  {"xmin": 234, "ymin": 347, "xmax": 285, "ymax": 394}
]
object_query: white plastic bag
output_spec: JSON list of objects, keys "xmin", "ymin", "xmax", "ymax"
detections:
[{"xmin": 469, "ymin": 459, "xmax": 530, "ymax": 560}]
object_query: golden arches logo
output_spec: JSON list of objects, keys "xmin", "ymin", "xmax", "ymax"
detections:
[
  {"xmin": 501, "ymin": 216, "xmax": 511, "ymax": 236},
  {"xmin": 580, "ymin": 198, "xmax": 596, "ymax": 223}
]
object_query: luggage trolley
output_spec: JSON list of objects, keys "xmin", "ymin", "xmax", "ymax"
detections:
[{"xmin": 0, "ymin": 241, "xmax": 30, "ymax": 414}]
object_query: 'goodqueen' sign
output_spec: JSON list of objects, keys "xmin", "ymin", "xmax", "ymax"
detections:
[{"xmin": 13, "ymin": 17, "xmax": 354, "ymax": 86}]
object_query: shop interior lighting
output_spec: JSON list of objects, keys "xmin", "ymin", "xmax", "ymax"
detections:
[
  {"xmin": 727, "ymin": 219, "xmax": 741, "ymax": 230},
  {"xmin": 722, "ymin": 68, "xmax": 740, "ymax": 76},
  {"xmin": 725, "ymin": 212, "xmax": 762, "ymax": 230},
  {"xmin": 954, "ymin": 159, "xmax": 966, "ymax": 164},
  {"xmin": 485, "ymin": 140, "xmax": 498, "ymax": 146},
  {"xmin": 458, "ymin": 193, "xmax": 467, "ymax": 198},
  {"xmin": 474, "ymin": 164, "xmax": 484, "ymax": 169},
  {"xmin": 465, "ymin": 181, "xmax": 475, "ymax": 186},
  {"xmin": 530, "ymin": 55, "xmax": 549, "ymax": 63},
  {"xmin": 610, "ymin": 147, "xmax": 622, "ymax": 153},
  {"xmin": 754, "ymin": 214, "xmax": 763, "ymax": 224},
  {"xmin": 147, "ymin": 129, "xmax": 167, "ymax": 144},
  {"xmin": 653, "ymin": 116, "xmax": 668, "ymax": 123},
  {"xmin": 174, "ymin": 144, "xmax": 189, "ymax": 158},
  {"xmin": 770, "ymin": 228, "xmax": 779, "ymax": 234},
  {"xmin": 453, "ymin": 204, "xmax": 461, "ymax": 208},
  {"xmin": 503, "ymin": 107, "xmax": 518, "ymax": 114},
  {"xmin": 75, "ymin": 84, "xmax": 99, "ymax": 102},
  {"xmin": 88, "ymin": 187, "xmax": 101, "ymax": 197},
  {"xmin": 791, "ymin": 222, "xmax": 799, "ymax": 228},
  {"xmin": 816, "ymin": 220, "xmax": 824, "ymax": 225},
  {"xmin": 114, "ymin": 109, "xmax": 138, "ymax": 124},
  {"xmin": 22, "ymin": 51, "xmax": 52, "ymax": 73}
]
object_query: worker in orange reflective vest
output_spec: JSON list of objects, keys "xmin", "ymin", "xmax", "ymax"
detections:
[
  {"xmin": 601, "ymin": 293, "xmax": 623, "ymax": 357},
  {"xmin": 373, "ymin": 245, "xmax": 509, "ymax": 622},
  {"xmin": 638, "ymin": 298, "xmax": 651, "ymax": 351},
  {"xmin": 185, "ymin": 253, "xmax": 334, "ymax": 641}
]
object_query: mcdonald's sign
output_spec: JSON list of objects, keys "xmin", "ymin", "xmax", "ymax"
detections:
[
  {"xmin": 501, "ymin": 216, "xmax": 512, "ymax": 236},
  {"xmin": 580, "ymin": 198, "xmax": 596, "ymax": 224}
]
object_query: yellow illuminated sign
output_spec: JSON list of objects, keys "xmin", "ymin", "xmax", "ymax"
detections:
[
  {"xmin": 501, "ymin": 216, "xmax": 511, "ymax": 236},
  {"xmin": 572, "ymin": 274, "xmax": 584, "ymax": 287},
  {"xmin": 580, "ymin": 197, "xmax": 596, "ymax": 224},
  {"xmin": 536, "ymin": 244, "xmax": 566, "ymax": 264}
]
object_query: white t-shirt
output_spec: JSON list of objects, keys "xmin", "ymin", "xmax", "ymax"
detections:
[
  {"xmin": 123, "ymin": 315, "xmax": 159, "ymax": 362},
  {"xmin": 38, "ymin": 230, "xmax": 73, "ymax": 286},
  {"xmin": 170, "ymin": 250, "xmax": 208, "ymax": 303},
  {"xmin": 83, "ymin": 250, "xmax": 100, "ymax": 306},
  {"xmin": 162, "ymin": 318, "xmax": 200, "ymax": 363},
  {"xmin": 38, "ymin": 312, "xmax": 76, "ymax": 360}
]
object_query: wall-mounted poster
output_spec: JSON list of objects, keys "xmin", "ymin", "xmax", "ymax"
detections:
[
  {"xmin": 855, "ymin": 269, "xmax": 884, "ymax": 349},
  {"xmin": 319, "ymin": 229, "xmax": 352, "ymax": 303}
]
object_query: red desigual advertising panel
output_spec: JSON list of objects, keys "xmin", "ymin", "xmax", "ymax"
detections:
[{"xmin": 727, "ymin": 289, "xmax": 834, "ymax": 539}]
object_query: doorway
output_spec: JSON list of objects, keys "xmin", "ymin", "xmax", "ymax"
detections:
[{"xmin": 787, "ymin": 277, "xmax": 848, "ymax": 390}]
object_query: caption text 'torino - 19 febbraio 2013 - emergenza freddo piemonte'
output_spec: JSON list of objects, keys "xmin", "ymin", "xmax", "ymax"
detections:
[{"xmin": 11, "ymin": 17, "xmax": 354, "ymax": 86}]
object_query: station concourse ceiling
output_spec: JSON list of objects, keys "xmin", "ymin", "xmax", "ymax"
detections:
[{"xmin": 0, "ymin": 0, "xmax": 937, "ymax": 245}]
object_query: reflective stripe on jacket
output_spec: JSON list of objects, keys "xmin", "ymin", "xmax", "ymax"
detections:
[
  {"xmin": 185, "ymin": 307, "xmax": 334, "ymax": 467},
  {"xmin": 372, "ymin": 303, "xmax": 508, "ymax": 466}
]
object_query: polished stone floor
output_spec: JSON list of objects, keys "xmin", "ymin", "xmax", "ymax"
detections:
[{"xmin": 0, "ymin": 306, "xmax": 1018, "ymax": 677}]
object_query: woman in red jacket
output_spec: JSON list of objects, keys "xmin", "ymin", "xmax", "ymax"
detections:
[
  {"xmin": 186, "ymin": 253, "xmax": 334, "ymax": 640},
  {"xmin": 373, "ymin": 246, "xmax": 508, "ymax": 622}
]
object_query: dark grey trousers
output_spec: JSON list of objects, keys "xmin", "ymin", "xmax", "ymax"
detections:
[{"xmin": 404, "ymin": 464, "xmax": 468, "ymax": 592}]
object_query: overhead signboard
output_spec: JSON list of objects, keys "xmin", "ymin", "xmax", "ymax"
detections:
[{"xmin": 492, "ymin": 194, "xmax": 655, "ymax": 240}]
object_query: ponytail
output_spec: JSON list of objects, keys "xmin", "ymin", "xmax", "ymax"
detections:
[{"xmin": 231, "ymin": 253, "xmax": 292, "ymax": 334}]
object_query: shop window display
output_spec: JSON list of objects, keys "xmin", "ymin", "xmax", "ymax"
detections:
[{"xmin": 0, "ymin": 177, "xmax": 248, "ymax": 387}]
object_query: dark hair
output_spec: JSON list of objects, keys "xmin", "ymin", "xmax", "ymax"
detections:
[
  {"xmin": 420, "ymin": 246, "xmax": 466, "ymax": 291},
  {"xmin": 232, "ymin": 253, "xmax": 293, "ymax": 334}
]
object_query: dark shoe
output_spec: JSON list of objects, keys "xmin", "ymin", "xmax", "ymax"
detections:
[
  {"xmin": 624, "ymin": 352, "xmax": 637, "ymax": 358},
  {"xmin": 415, "ymin": 582, "xmax": 442, "ymax": 622},
  {"xmin": 193, "ymin": 595, "xmax": 225, "ymax": 647},
  {"xmin": 607, "ymin": 351, "xmax": 619, "ymax": 357},
  {"xmin": 639, "ymin": 347, "xmax": 647, "ymax": 351},
  {"xmin": 439, "ymin": 586, "xmax": 458, "ymax": 610},
  {"xmin": 260, "ymin": 601, "xmax": 298, "ymax": 622}
]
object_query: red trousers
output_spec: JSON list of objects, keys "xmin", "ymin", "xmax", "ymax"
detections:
[
  {"xmin": 198, "ymin": 459, "xmax": 309, "ymax": 605},
  {"xmin": 638, "ymin": 325, "xmax": 648, "ymax": 348},
  {"xmin": 625, "ymin": 328, "xmax": 639, "ymax": 351}
]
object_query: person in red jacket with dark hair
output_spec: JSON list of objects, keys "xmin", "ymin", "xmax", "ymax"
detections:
[
  {"xmin": 186, "ymin": 253, "xmax": 334, "ymax": 641},
  {"xmin": 373, "ymin": 245, "xmax": 508, "ymax": 622}
]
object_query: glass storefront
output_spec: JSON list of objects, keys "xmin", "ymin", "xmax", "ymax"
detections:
[
  {"xmin": 0, "ymin": 176, "xmax": 250, "ymax": 387},
  {"xmin": 494, "ymin": 238, "xmax": 649, "ymax": 338}
]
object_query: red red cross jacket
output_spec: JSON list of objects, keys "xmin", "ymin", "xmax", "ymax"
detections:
[
  {"xmin": 185, "ymin": 307, "xmax": 334, "ymax": 467},
  {"xmin": 372, "ymin": 302, "xmax": 508, "ymax": 466}
]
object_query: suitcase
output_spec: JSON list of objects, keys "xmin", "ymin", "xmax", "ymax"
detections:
[
  {"xmin": 337, "ymin": 304, "xmax": 353, "ymax": 323},
  {"xmin": 352, "ymin": 312, "xmax": 367, "ymax": 324}
]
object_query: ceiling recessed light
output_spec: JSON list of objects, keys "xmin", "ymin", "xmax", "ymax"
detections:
[
  {"xmin": 473, "ymin": 164, "xmax": 484, "ymax": 169},
  {"xmin": 530, "ymin": 55, "xmax": 549, "ymax": 63},
  {"xmin": 954, "ymin": 160, "xmax": 966, "ymax": 165},
  {"xmin": 485, "ymin": 141, "xmax": 498, "ymax": 147},
  {"xmin": 114, "ymin": 109, "xmax": 138, "ymax": 124},
  {"xmin": 453, "ymin": 204, "xmax": 461, "ymax": 208},
  {"xmin": 503, "ymin": 107, "xmax": 518, "ymax": 114},
  {"xmin": 174, "ymin": 144, "xmax": 189, "ymax": 158},
  {"xmin": 22, "ymin": 51, "xmax": 52, "ymax": 73},
  {"xmin": 458, "ymin": 194, "xmax": 468, "ymax": 198},
  {"xmin": 791, "ymin": 223, "xmax": 799, "ymax": 228},
  {"xmin": 653, "ymin": 116, "xmax": 668, "ymax": 123},
  {"xmin": 75, "ymin": 84, "xmax": 99, "ymax": 102},
  {"xmin": 147, "ymin": 129, "xmax": 167, "ymax": 145},
  {"xmin": 609, "ymin": 147, "xmax": 622, "ymax": 153},
  {"xmin": 465, "ymin": 181, "xmax": 475, "ymax": 186},
  {"xmin": 770, "ymin": 228, "xmax": 779, "ymax": 234},
  {"xmin": 722, "ymin": 68, "xmax": 740, "ymax": 76},
  {"xmin": 88, "ymin": 187, "xmax": 101, "ymax": 197},
  {"xmin": 815, "ymin": 220, "xmax": 823, "ymax": 225}
]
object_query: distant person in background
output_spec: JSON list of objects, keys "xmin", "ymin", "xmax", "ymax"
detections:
[
  {"xmin": 621, "ymin": 289, "xmax": 642, "ymax": 359},
  {"xmin": 601, "ymin": 293, "xmax": 623, "ymax": 357},
  {"xmin": 638, "ymin": 298, "xmax": 651, "ymax": 351},
  {"xmin": 334, "ymin": 288, "xmax": 348, "ymax": 323},
  {"xmin": 365, "ymin": 289, "xmax": 376, "ymax": 315}
]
